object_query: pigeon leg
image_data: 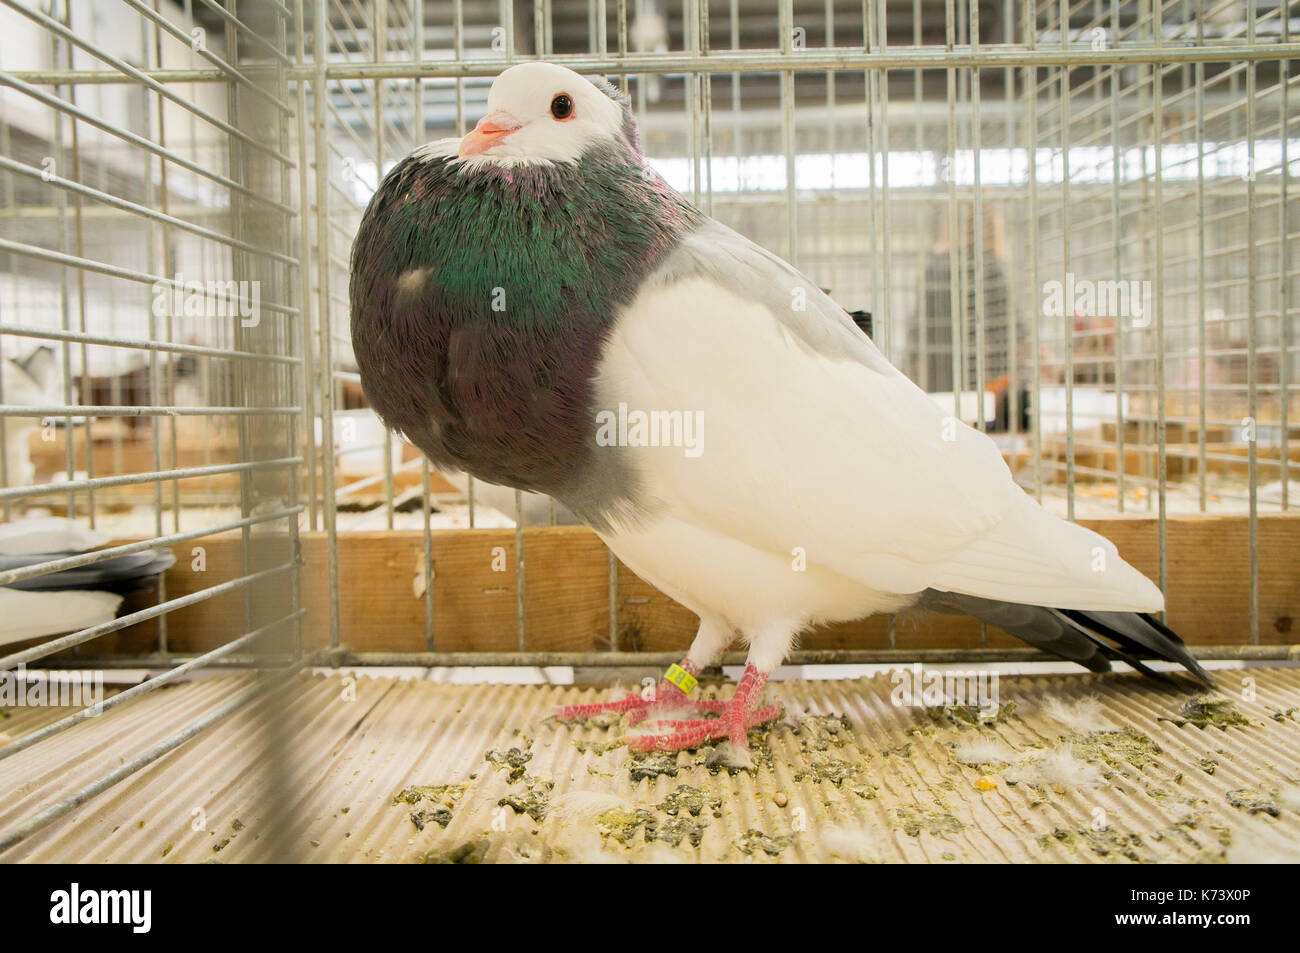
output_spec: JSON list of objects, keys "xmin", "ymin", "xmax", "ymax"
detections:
[
  {"xmin": 554, "ymin": 619, "xmax": 734, "ymax": 723},
  {"xmin": 624, "ymin": 663, "xmax": 780, "ymax": 762},
  {"xmin": 554, "ymin": 657, "xmax": 729, "ymax": 722}
]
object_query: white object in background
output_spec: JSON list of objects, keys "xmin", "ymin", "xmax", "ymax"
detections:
[
  {"xmin": 318, "ymin": 408, "xmax": 404, "ymax": 474},
  {"xmin": 0, "ymin": 517, "xmax": 111, "ymax": 557},
  {"xmin": 0, "ymin": 588, "xmax": 123, "ymax": 645},
  {"xmin": 1036, "ymin": 386, "xmax": 1129, "ymax": 434},
  {"xmin": 928, "ymin": 390, "xmax": 997, "ymax": 425}
]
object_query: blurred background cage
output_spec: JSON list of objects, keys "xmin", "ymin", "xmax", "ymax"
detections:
[{"xmin": 0, "ymin": 0, "xmax": 1296, "ymax": 859}]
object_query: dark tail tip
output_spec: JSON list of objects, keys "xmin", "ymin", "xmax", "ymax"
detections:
[{"xmin": 1063, "ymin": 608, "xmax": 1216, "ymax": 688}]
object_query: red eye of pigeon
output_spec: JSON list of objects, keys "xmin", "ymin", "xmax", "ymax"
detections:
[{"xmin": 550, "ymin": 93, "xmax": 574, "ymax": 120}]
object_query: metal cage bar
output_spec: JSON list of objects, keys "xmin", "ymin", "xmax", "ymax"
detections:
[{"xmin": 0, "ymin": 0, "xmax": 305, "ymax": 856}]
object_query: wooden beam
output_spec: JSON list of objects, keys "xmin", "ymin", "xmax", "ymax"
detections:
[{"xmin": 80, "ymin": 513, "xmax": 1300, "ymax": 659}]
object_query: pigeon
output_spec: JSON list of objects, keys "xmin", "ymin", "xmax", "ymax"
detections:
[{"xmin": 349, "ymin": 62, "xmax": 1211, "ymax": 762}]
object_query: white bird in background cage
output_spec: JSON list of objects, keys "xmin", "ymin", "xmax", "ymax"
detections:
[
  {"xmin": 349, "ymin": 63, "xmax": 1211, "ymax": 765},
  {"xmin": 0, "ymin": 341, "xmax": 177, "ymax": 644},
  {"xmin": 0, "ymin": 519, "xmax": 123, "ymax": 647}
]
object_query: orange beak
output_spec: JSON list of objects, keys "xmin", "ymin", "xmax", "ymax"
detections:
[{"xmin": 458, "ymin": 111, "xmax": 522, "ymax": 157}]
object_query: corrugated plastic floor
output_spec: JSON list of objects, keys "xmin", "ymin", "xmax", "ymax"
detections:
[{"xmin": 2, "ymin": 667, "xmax": 1299, "ymax": 863}]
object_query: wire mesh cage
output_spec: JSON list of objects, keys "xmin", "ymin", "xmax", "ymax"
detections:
[{"xmin": 0, "ymin": 0, "xmax": 1296, "ymax": 863}]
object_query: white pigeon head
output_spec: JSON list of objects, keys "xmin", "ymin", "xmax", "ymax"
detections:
[{"xmin": 455, "ymin": 63, "xmax": 628, "ymax": 166}]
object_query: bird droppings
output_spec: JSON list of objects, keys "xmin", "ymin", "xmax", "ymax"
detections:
[
  {"xmin": 498, "ymin": 778, "xmax": 554, "ymax": 822},
  {"xmin": 734, "ymin": 829, "xmax": 793, "ymax": 856},
  {"xmin": 1159, "ymin": 697, "xmax": 1254, "ymax": 730},
  {"xmin": 394, "ymin": 783, "xmax": 467, "ymax": 807},
  {"xmin": 588, "ymin": 785, "xmax": 725, "ymax": 849},
  {"xmin": 595, "ymin": 807, "xmax": 658, "ymax": 844},
  {"xmin": 627, "ymin": 750, "xmax": 680, "ymax": 782},
  {"xmin": 896, "ymin": 808, "xmax": 965, "ymax": 838},
  {"xmin": 926, "ymin": 701, "xmax": 1018, "ymax": 729},
  {"xmin": 1198, "ymin": 757, "xmax": 1219, "ymax": 775},
  {"xmin": 543, "ymin": 711, "xmax": 620, "ymax": 731},
  {"xmin": 657, "ymin": 784, "xmax": 723, "ymax": 818},
  {"xmin": 1037, "ymin": 827, "xmax": 1146, "ymax": 862},
  {"xmin": 624, "ymin": 726, "xmax": 780, "ymax": 781},
  {"xmin": 485, "ymin": 746, "xmax": 533, "ymax": 782},
  {"xmin": 531, "ymin": 681, "xmax": 1283, "ymax": 859},
  {"xmin": 794, "ymin": 759, "xmax": 860, "ymax": 787},
  {"xmin": 410, "ymin": 808, "xmax": 454, "ymax": 831},
  {"xmin": 1267, "ymin": 706, "xmax": 1298, "ymax": 723},
  {"xmin": 394, "ymin": 783, "xmax": 468, "ymax": 830},
  {"xmin": 422, "ymin": 838, "xmax": 490, "ymax": 864},
  {"xmin": 1225, "ymin": 788, "xmax": 1280, "ymax": 818},
  {"xmin": 793, "ymin": 713, "xmax": 853, "ymax": 751},
  {"xmin": 1149, "ymin": 816, "xmax": 1206, "ymax": 850},
  {"xmin": 654, "ymin": 816, "xmax": 711, "ymax": 848},
  {"xmin": 1063, "ymin": 727, "xmax": 1163, "ymax": 775}
]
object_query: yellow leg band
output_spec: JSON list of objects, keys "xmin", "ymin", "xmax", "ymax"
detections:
[{"xmin": 663, "ymin": 663, "xmax": 698, "ymax": 695}]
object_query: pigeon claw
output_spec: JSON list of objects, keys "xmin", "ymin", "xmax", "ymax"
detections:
[
  {"xmin": 625, "ymin": 663, "xmax": 779, "ymax": 758},
  {"xmin": 554, "ymin": 661, "xmax": 724, "ymax": 723},
  {"xmin": 624, "ymin": 701, "xmax": 782, "ymax": 756}
]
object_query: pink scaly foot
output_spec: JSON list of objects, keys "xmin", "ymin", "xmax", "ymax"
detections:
[
  {"xmin": 554, "ymin": 658, "xmax": 728, "ymax": 724},
  {"xmin": 625, "ymin": 664, "xmax": 780, "ymax": 764}
]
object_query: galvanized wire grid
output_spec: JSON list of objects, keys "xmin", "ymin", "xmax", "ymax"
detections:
[
  {"xmin": 0, "ymin": 0, "xmax": 1297, "ymax": 854},
  {"xmin": 305, "ymin": 0, "xmax": 1297, "ymax": 655},
  {"xmin": 0, "ymin": 0, "xmax": 305, "ymax": 855}
]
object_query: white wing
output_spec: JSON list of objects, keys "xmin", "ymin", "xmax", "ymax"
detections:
[{"xmin": 596, "ymin": 220, "xmax": 1162, "ymax": 612}]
